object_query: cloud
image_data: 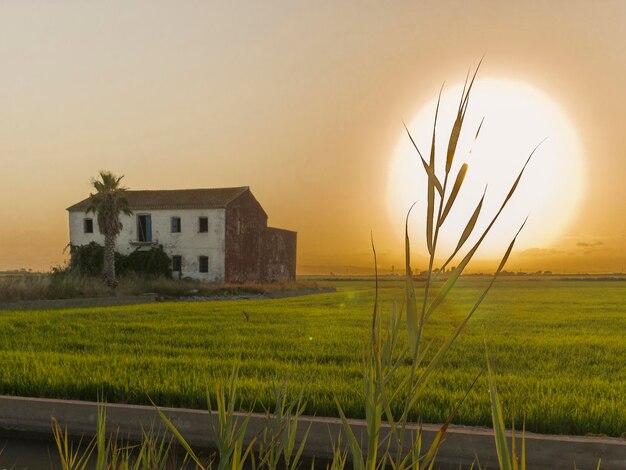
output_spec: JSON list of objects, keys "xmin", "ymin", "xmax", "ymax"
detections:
[
  {"xmin": 576, "ymin": 241, "xmax": 604, "ymax": 247},
  {"xmin": 519, "ymin": 248, "xmax": 568, "ymax": 256}
]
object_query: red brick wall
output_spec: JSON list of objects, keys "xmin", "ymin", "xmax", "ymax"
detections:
[
  {"xmin": 224, "ymin": 191, "xmax": 297, "ymax": 282},
  {"xmin": 224, "ymin": 191, "xmax": 267, "ymax": 282}
]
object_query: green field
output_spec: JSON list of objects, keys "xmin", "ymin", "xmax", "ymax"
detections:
[{"xmin": 0, "ymin": 278, "xmax": 624, "ymax": 437}]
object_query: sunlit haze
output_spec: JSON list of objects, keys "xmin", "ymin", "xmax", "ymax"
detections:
[{"xmin": 1, "ymin": 1, "xmax": 625, "ymax": 274}]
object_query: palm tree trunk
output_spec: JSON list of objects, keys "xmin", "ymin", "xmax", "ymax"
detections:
[{"xmin": 103, "ymin": 235, "xmax": 117, "ymax": 288}]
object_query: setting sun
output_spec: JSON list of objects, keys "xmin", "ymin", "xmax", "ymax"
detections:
[{"xmin": 387, "ymin": 78, "xmax": 585, "ymax": 259}]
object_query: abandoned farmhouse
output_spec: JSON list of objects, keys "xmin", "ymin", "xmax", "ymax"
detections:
[{"xmin": 67, "ymin": 187, "xmax": 296, "ymax": 282}]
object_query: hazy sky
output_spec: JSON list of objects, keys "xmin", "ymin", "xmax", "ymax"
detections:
[{"xmin": 1, "ymin": 1, "xmax": 624, "ymax": 273}]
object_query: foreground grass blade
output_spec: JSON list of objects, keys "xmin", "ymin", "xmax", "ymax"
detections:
[
  {"xmin": 150, "ymin": 398, "xmax": 206, "ymax": 470},
  {"xmin": 334, "ymin": 396, "xmax": 364, "ymax": 470},
  {"xmin": 486, "ymin": 346, "xmax": 512, "ymax": 470},
  {"xmin": 512, "ymin": 413, "xmax": 518, "ymax": 470},
  {"xmin": 371, "ymin": 231, "xmax": 379, "ymax": 348},
  {"xmin": 51, "ymin": 418, "xmax": 96, "ymax": 470},
  {"xmin": 421, "ymin": 371, "xmax": 482, "ymax": 467},
  {"xmin": 95, "ymin": 405, "xmax": 108, "ymax": 470},
  {"xmin": 522, "ymin": 419, "xmax": 526, "ymax": 470}
]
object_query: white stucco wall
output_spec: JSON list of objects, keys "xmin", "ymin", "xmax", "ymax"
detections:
[{"xmin": 68, "ymin": 209, "xmax": 226, "ymax": 281}]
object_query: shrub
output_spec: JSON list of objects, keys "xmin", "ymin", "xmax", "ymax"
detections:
[
  {"xmin": 69, "ymin": 242, "xmax": 105, "ymax": 276},
  {"xmin": 123, "ymin": 246, "xmax": 172, "ymax": 279},
  {"xmin": 69, "ymin": 242, "xmax": 172, "ymax": 279}
]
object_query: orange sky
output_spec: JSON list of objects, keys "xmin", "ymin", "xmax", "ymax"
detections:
[{"xmin": 0, "ymin": 1, "xmax": 624, "ymax": 274}]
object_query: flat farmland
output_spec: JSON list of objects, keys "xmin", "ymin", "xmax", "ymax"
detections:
[{"xmin": 0, "ymin": 278, "xmax": 624, "ymax": 437}]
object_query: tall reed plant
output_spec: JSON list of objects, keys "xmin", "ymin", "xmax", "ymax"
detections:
[
  {"xmin": 332, "ymin": 62, "xmax": 539, "ymax": 468},
  {"xmin": 51, "ymin": 404, "xmax": 185, "ymax": 470}
]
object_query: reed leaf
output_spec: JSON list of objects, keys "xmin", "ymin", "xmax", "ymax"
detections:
[
  {"xmin": 444, "ymin": 70, "xmax": 469, "ymax": 174},
  {"xmin": 430, "ymin": 189, "xmax": 485, "ymax": 288},
  {"xmin": 423, "ymin": 243, "xmax": 478, "ymax": 323},
  {"xmin": 410, "ymin": 218, "xmax": 526, "ymax": 409},
  {"xmin": 403, "ymin": 122, "xmax": 443, "ymax": 197},
  {"xmin": 437, "ymin": 142, "xmax": 538, "ymax": 279},
  {"xmin": 439, "ymin": 163, "xmax": 468, "ymax": 226},
  {"xmin": 437, "ymin": 186, "xmax": 486, "ymax": 276},
  {"xmin": 496, "ymin": 218, "xmax": 528, "ymax": 274},
  {"xmin": 425, "ymin": 144, "xmax": 537, "ymax": 321},
  {"xmin": 445, "ymin": 61, "xmax": 481, "ymax": 174},
  {"xmin": 453, "ymin": 185, "xmax": 486, "ymax": 254},
  {"xmin": 475, "ymin": 117, "xmax": 485, "ymax": 141},
  {"xmin": 460, "ymin": 59, "xmax": 482, "ymax": 120},
  {"xmin": 445, "ymin": 116, "xmax": 462, "ymax": 176},
  {"xmin": 405, "ymin": 203, "xmax": 419, "ymax": 356},
  {"xmin": 426, "ymin": 86, "xmax": 443, "ymax": 255}
]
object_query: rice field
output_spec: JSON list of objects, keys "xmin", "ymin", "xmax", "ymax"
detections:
[{"xmin": 0, "ymin": 277, "xmax": 624, "ymax": 437}]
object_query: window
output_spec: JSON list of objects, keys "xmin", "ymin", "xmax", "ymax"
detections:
[
  {"xmin": 172, "ymin": 255, "xmax": 182, "ymax": 272},
  {"xmin": 171, "ymin": 217, "xmax": 181, "ymax": 233},
  {"xmin": 83, "ymin": 218, "xmax": 94, "ymax": 234},
  {"xmin": 199, "ymin": 217, "xmax": 209, "ymax": 233},
  {"xmin": 199, "ymin": 256, "xmax": 209, "ymax": 273},
  {"xmin": 137, "ymin": 215, "xmax": 152, "ymax": 242}
]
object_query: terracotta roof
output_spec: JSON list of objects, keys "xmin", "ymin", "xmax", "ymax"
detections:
[{"xmin": 67, "ymin": 186, "xmax": 250, "ymax": 212}]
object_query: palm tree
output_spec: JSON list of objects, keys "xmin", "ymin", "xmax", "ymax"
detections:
[{"xmin": 86, "ymin": 171, "xmax": 132, "ymax": 288}]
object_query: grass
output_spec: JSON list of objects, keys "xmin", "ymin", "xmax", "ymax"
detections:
[
  {"xmin": 0, "ymin": 271, "xmax": 323, "ymax": 302},
  {"xmin": 0, "ymin": 277, "xmax": 623, "ymax": 437}
]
